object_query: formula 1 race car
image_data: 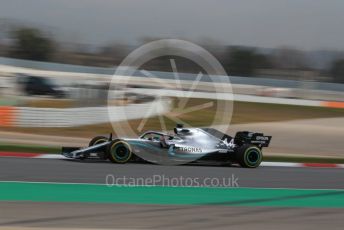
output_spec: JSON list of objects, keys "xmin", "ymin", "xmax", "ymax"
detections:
[{"xmin": 62, "ymin": 124, "xmax": 271, "ymax": 168}]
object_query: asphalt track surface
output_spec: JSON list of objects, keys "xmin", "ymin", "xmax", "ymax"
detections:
[
  {"xmin": 0, "ymin": 157, "xmax": 343, "ymax": 189},
  {"xmin": 0, "ymin": 158, "xmax": 343, "ymax": 229},
  {"xmin": 1, "ymin": 202, "xmax": 344, "ymax": 230}
]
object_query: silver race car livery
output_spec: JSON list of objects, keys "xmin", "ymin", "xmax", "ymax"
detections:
[{"xmin": 62, "ymin": 124, "xmax": 271, "ymax": 168}]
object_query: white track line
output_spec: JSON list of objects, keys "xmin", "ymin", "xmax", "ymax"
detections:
[
  {"xmin": 260, "ymin": 162, "xmax": 302, "ymax": 167},
  {"xmin": 33, "ymin": 154, "xmax": 66, "ymax": 159}
]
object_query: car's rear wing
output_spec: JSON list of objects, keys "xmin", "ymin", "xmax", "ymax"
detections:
[{"xmin": 234, "ymin": 131, "xmax": 272, "ymax": 148}]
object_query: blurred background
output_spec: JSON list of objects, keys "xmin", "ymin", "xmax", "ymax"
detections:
[{"xmin": 0, "ymin": 0, "xmax": 344, "ymax": 161}]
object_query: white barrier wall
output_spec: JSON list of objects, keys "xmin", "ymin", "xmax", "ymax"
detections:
[{"xmin": 13, "ymin": 98, "xmax": 170, "ymax": 127}]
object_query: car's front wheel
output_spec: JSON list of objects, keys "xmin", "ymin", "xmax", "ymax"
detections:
[
  {"xmin": 235, "ymin": 144, "xmax": 262, "ymax": 168},
  {"xmin": 89, "ymin": 136, "xmax": 108, "ymax": 146},
  {"xmin": 107, "ymin": 140, "xmax": 132, "ymax": 164}
]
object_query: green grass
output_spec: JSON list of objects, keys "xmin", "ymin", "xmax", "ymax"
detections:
[
  {"xmin": 112, "ymin": 98, "xmax": 344, "ymax": 132},
  {"xmin": 0, "ymin": 143, "xmax": 60, "ymax": 154},
  {"xmin": 231, "ymin": 100, "xmax": 344, "ymax": 124},
  {"xmin": 1, "ymin": 98, "xmax": 344, "ymax": 137},
  {"xmin": 23, "ymin": 99, "xmax": 75, "ymax": 108},
  {"xmin": 0, "ymin": 97, "xmax": 17, "ymax": 106},
  {"xmin": 264, "ymin": 155, "xmax": 344, "ymax": 164},
  {"xmin": 1, "ymin": 98, "xmax": 344, "ymax": 164}
]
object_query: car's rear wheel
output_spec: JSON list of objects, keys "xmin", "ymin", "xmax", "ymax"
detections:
[
  {"xmin": 107, "ymin": 140, "xmax": 132, "ymax": 164},
  {"xmin": 88, "ymin": 136, "xmax": 108, "ymax": 159},
  {"xmin": 236, "ymin": 144, "xmax": 262, "ymax": 168}
]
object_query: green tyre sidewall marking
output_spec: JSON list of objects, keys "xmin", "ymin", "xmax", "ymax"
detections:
[
  {"xmin": 89, "ymin": 136, "xmax": 108, "ymax": 146},
  {"xmin": 243, "ymin": 146, "xmax": 262, "ymax": 168}
]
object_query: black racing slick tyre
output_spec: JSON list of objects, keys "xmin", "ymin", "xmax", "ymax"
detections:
[
  {"xmin": 89, "ymin": 136, "xmax": 108, "ymax": 146},
  {"xmin": 106, "ymin": 140, "xmax": 132, "ymax": 164},
  {"xmin": 88, "ymin": 136, "xmax": 108, "ymax": 159},
  {"xmin": 236, "ymin": 144, "xmax": 263, "ymax": 168}
]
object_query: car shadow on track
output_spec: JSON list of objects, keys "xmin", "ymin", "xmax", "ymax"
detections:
[{"xmin": 61, "ymin": 158, "xmax": 242, "ymax": 168}]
